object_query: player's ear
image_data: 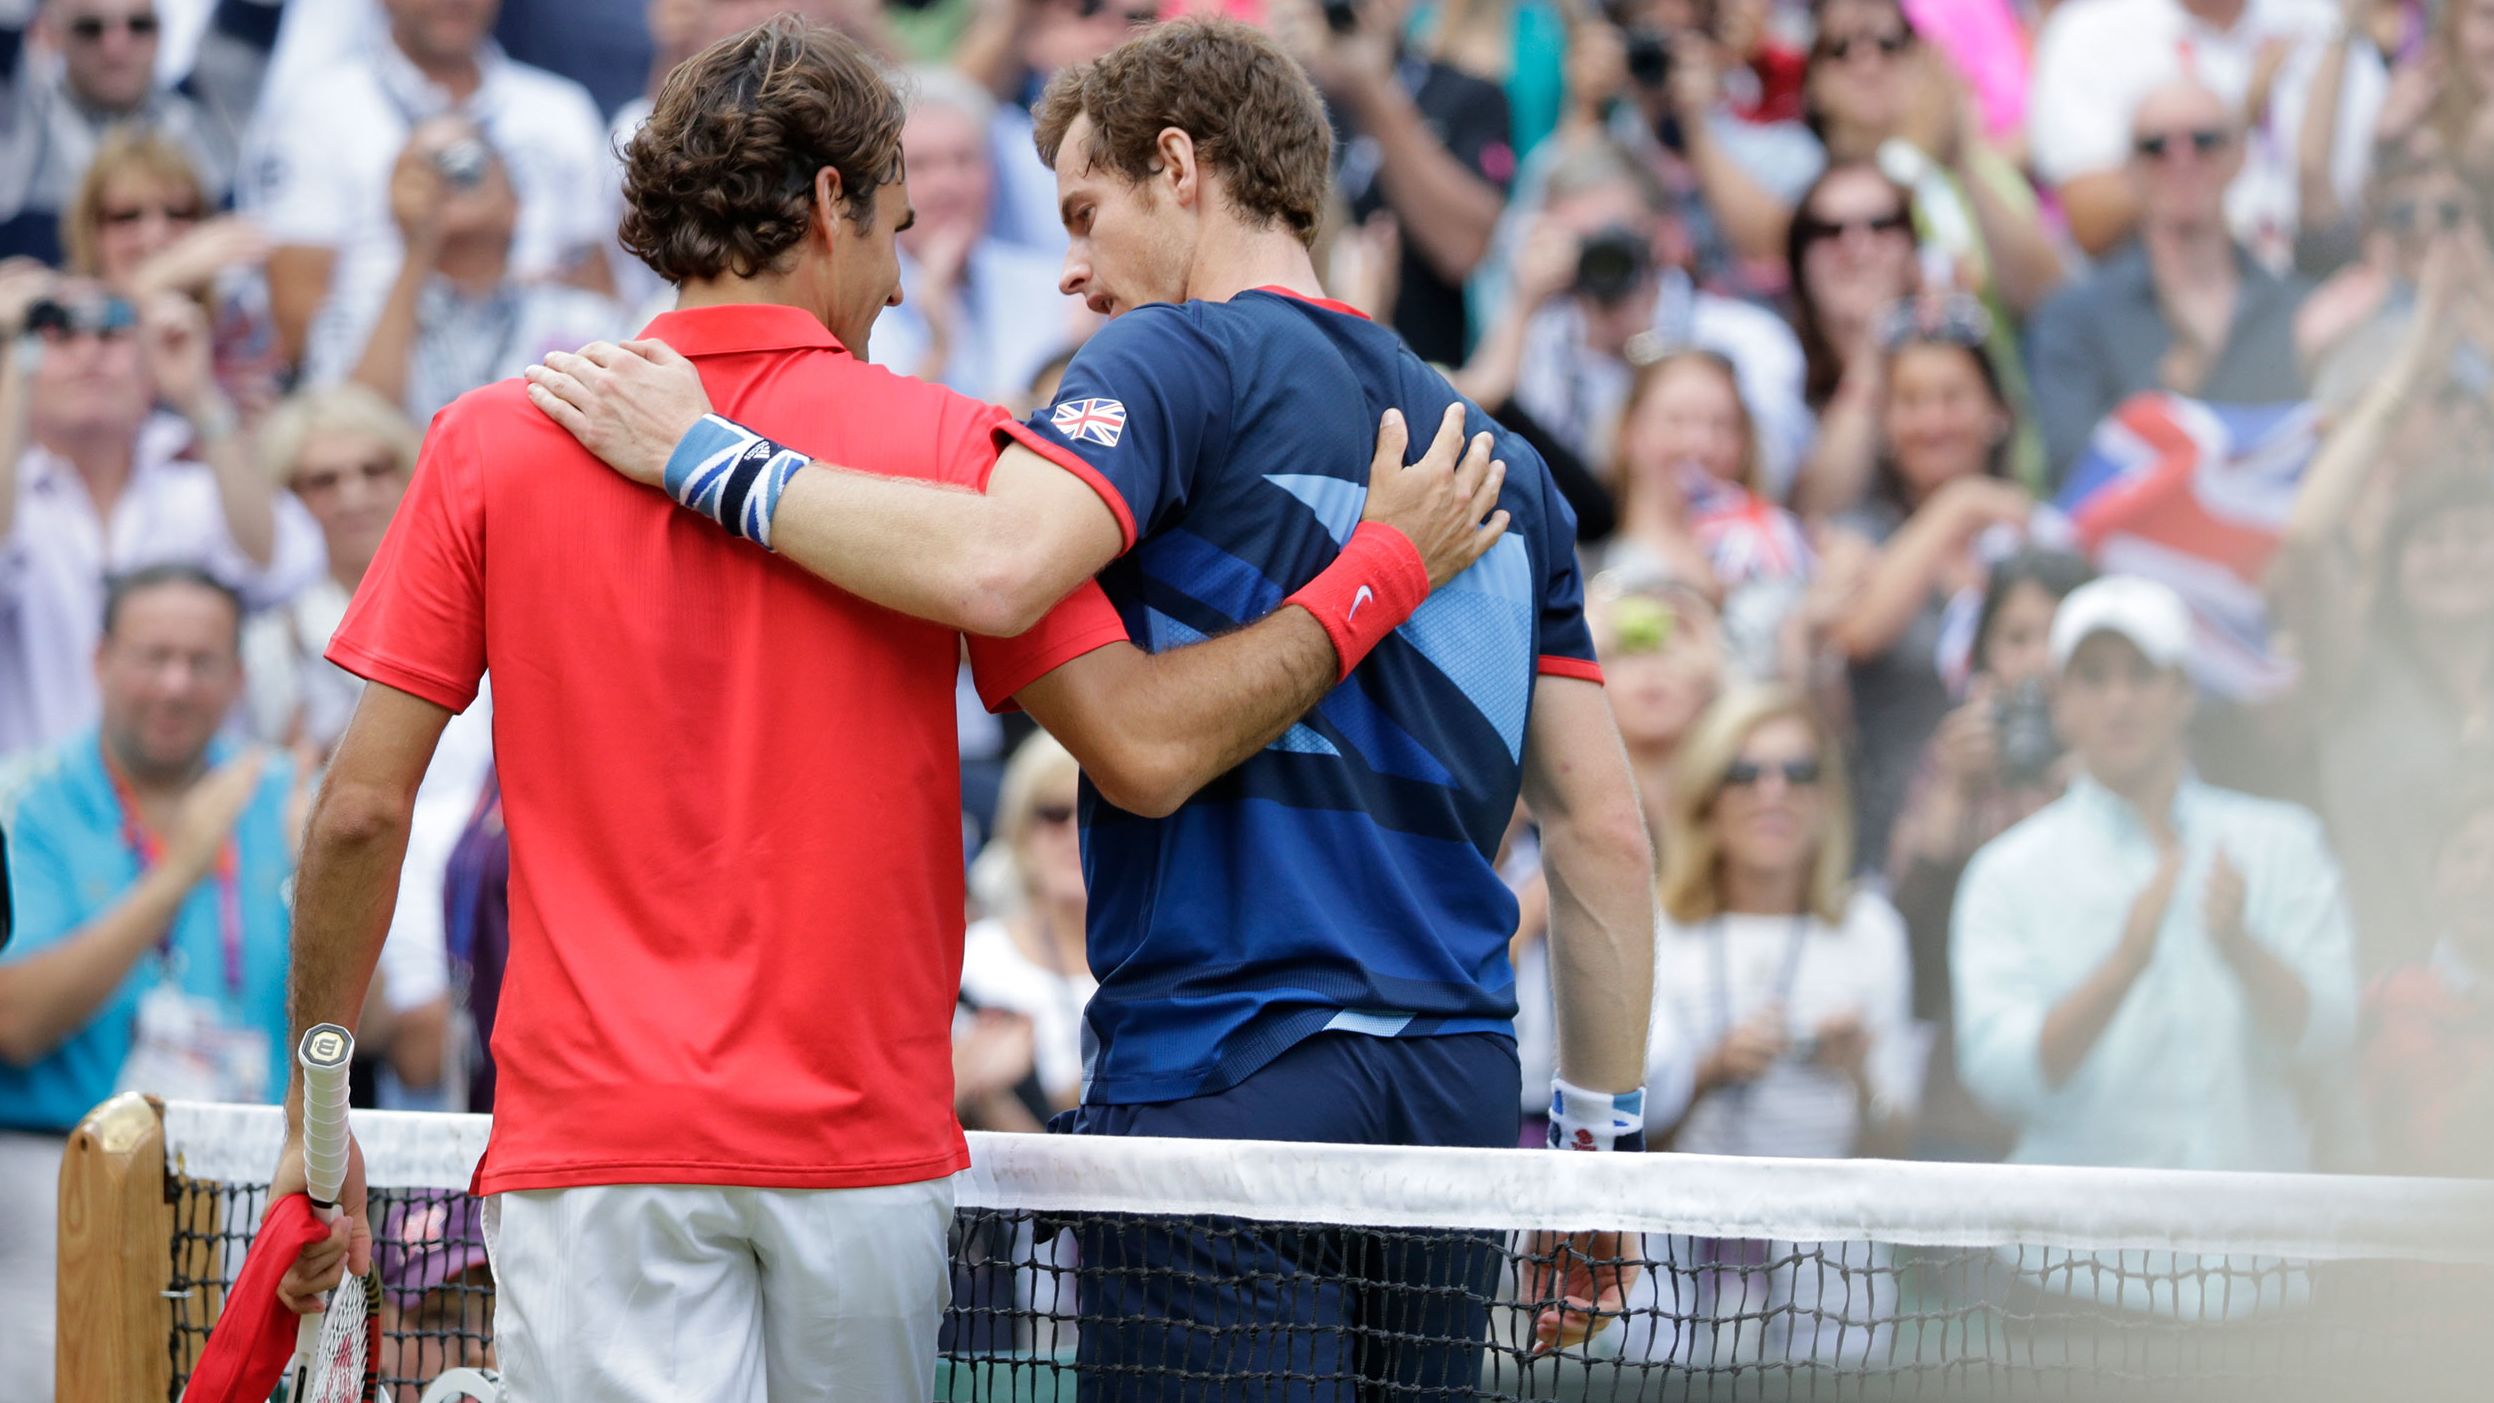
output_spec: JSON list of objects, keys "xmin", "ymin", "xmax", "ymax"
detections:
[
  {"xmin": 1155, "ymin": 127, "xmax": 1197, "ymax": 209},
  {"xmin": 811, "ymin": 167, "xmax": 846, "ymax": 246}
]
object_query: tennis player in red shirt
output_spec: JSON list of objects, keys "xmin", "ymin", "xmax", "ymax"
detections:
[{"xmin": 263, "ymin": 18, "xmax": 1504, "ymax": 1403}]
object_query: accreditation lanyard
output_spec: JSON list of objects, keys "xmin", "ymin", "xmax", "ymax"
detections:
[{"xmin": 106, "ymin": 761, "xmax": 244, "ymax": 995}]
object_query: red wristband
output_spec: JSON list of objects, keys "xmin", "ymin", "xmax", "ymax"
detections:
[{"xmin": 1287, "ymin": 522, "xmax": 1432, "ymax": 682}]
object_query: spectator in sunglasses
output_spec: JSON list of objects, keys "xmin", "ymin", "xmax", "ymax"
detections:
[
  {"xmin": 0, "ymin": 0, "xmax": 258, "ymax": 265},
  {"xmin": 1643, "ymin": 685, "xmax": 1915, "ymax": 1167},
  {"xmin": 0, "ymin": 274, "xmax": 320, "ymax": 758},
  {"xmin": 1954, "ymin": 575, "xmax": 2356, "ymax": 1172},
  {"xmin": 2025, "ymin": 0, "xmax": 2344, "ymax": 264},
  {"xmin": 962, "ymin": 731, "xmax": 1095, "ymax": 1123},
  {"xmin": 2298, "ymin": 141, "xmax": 2480, "ymax": 408},
  {"xmin": 2026, "ymin": 80, "xmax": 2312, "ymax": 485},
  {"xmin": 60, "ymin": 129, "xmax": 282, "ymax": 425}
]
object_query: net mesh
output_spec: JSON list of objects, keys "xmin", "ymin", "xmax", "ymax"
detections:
[{"xmin": 154, "ymin": 1104, "xmax": 2494, "ymax": 1402}]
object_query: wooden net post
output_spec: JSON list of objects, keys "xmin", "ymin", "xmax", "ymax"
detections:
[{"xmin": 57, "ymin": 1092, "xmax": 171, "ymax": 1403}]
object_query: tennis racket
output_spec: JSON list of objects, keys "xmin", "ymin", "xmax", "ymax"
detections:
[
  {"xmin": 284, "ymin": 1024, "xmax": 380, "ymax": 1403},
  {"xmin": 417, "ymin": 1367, "xmax": 505, "ymax": 1403}
]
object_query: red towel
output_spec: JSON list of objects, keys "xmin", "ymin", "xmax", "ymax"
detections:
[{"xmin": 184, "ymin": 1193, "xmax": 333, "ymax": 1403}]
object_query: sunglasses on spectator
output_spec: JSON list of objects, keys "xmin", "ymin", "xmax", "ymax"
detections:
[
  {"xmin": 290, "ymin": 458, "xmax": 403, "ymax": 498},
  {"xmin": 1818, "ymin": 30, "xmax": 1913, "ymax": 62},
  {"xmin": 25, "ymin": 296, "xmax": 138, "ymax": 340},
  {"xmin": 69, "ymin": 13, "xmax": 159, "ymax": 40},
  {"xmin": 1033, "ymin": 803, "xmax": 1077, "ymax": 827},
  {"xmin": 2384, "ymin": 197, "xmax": 2467, "ymax": 235},
  {"xmin": 2133, "ymin": 128, "xmax": 2230, "ymax": 160},
  {"xmin": 102, "ymin": 201, "xmax": 201, "ymax": 227},
  {"xmin": 1722, "ymin": 758, "xmax": 1823, "ymax": 789},
  {"xmin": 1800, "ymin": 210, "xmax": 1910, "ymax": 245}
]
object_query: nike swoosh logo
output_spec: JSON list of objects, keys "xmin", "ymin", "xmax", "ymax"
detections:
[{"xmin": 1348, "ymin": 584, "xmax": 1374, "ymax": 623}]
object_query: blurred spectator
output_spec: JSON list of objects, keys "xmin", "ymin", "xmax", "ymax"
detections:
[
  {"xmin": 245, "ymin": 0, "xmax": 612, "ymax": 380},
  {"xmin": 2025, "ymin": 0, "xmax": 2354, "ymax": 264},
  {"xmin": 1590, "ymin": 569, "xmax": 1723, "ymax": 844},
  {"xmin": 1605, "ymin": 349, "xmax": 1810, "ymax": 682},
  {"xmin": 2026, "ymin": 81, "xmax": 2312, "ymax": 484},
  {"xmin": 348, "ymin": 116, "xmax": 625, "ymax": 423},
  {"xmin": 1953, "ymin": 576, "xmax": 2358, "ymax": 1171},
  {"xmin": 1822, "ymin": 299, "xmax": 2031, "ymax": 878},
  {"xmin": 1271, "ymin": 0, "xmax": 1512, "ymax": 365},
  {"xmin": 59, "ymin": 128, "xmax": 280, "ymax": 421},
  {"xmin": 1785, "ymin": 161, "xmax": 1916, "ymax": 512},
  {"xmin": 952, "ymin": 0, "xmax": 1156, "ymax": 253},
  {"xmin": 2288, "ymin": 0, "xmax": 2422, "ymax": 258},
  {"xmin": 0, "ymin": 271, "xmax": 319, "ymax": 758},
  {"xmin": 2360, "ymin": 788, "xmax": 2494, "ymax": 1178},
  {"xmin": 963, "ymin": 731, "xmax": 1093, "ymax": 1118},
  {"xmin": 241, "ymin": 385, "xmax": 419, "ymax": 752},
  {"xmin": 0, "ymin": 0, "xmax": 252, "ymax": 264},
  {"xmin": 1799, "ymin": 0, "xmax": 2059, "ymax": 313},
  {"xmin": 2434, "ymin": 0, "xmax": 2494, "ymax": 190},
  {"xmin": 870, "ymin": 66, "xmax": 1089, "ymax": 402},
  {"xmin": 1645, "ymin": 685, "xmax": 1916, "ymax": 1159},
  {"xmin": 0, "ymin": 566, "xmax": 299, "ymax": 1400},
  {"xmin": 376, "ymin": 1195, "xmax": 496, "ymax": 1402},
  {"xmin": 440, "ymin": 761, "xmax": 505, "ymax": 1111},
  {"xmin": 1461, "ymin": 141, "xmax": 1807, "ymax": 493},
  {"xmin": 1887, "ymin": 547, "xmax": 2092, "ymax": 1161},
  {"xmin": 2296, "ymin": 139, "xmax": 2466, "ymax": 405}
]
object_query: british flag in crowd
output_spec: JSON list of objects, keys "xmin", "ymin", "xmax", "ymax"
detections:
[
  {"xmin": 1682, "ymin": 468, "xmax": 1813, "ymax": 586},
  {"xmin": 1052, "ymin": 396, "xmax": 1128, "ymax": 448},
  {"xmin": 2054, "ymin": 393, "xmax": 2320, "ymax": 701}
]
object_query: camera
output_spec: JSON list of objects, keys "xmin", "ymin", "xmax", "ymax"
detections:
[
  {"xmin": 434, "ymin": 138, "xmax": 492, "ymax": 192},
  {"xmin": 1572, "ymin": 224, "xmax": 1654, "ymax": 306},
  {"xmin": 1995, "ymin": 679, "xmax": 2061, "ymax": 787},
  {"xmin": 1623, "ymin": 27, "xmax": 1673, "ymax": 90},
  {"xmin": 1322, "ymin": 0, "xmax": 1360, "ymax": 35}
]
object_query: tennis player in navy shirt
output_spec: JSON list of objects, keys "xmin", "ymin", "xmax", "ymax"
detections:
[{"xmin": 526, "ymin": 17, "xmax": 1655, "ymax": 1395}]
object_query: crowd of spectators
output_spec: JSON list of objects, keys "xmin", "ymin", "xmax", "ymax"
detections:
[{"xmin": 1, "ymin": 3, "xmax": 2491, "ymax": 1371}]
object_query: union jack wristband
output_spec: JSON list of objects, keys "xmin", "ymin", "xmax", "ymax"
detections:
[
  {"xmin": 1549, "ymin": 1078, "xmax": 1646, "ymax": 1153},
  {"xmin": 1284, "ymin": 522, "xmax": 1431, "ymax": 682},
  {"xmin": 662, "ymin": 413, "xmax": 810, "ymax": 551}
]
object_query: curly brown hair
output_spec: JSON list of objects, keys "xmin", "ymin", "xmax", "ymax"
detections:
[
  {"xmin": 1032, "ymin": 17, "xmax": 1332, "ymax": 249},
  {"xmin": 619, "ymin": 15, "xmax": 904, "ymax": 285}
]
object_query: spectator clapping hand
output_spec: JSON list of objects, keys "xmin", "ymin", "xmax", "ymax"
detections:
[
  {"xmin": 137, "ymin": 292, "xmax": 221, "ymax": 421},
  {"xmin": 126, "ymin": 217, "xmax": 269, "ymax": 304}
]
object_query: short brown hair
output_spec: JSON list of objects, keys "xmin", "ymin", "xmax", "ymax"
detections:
[
  {"xmin": 619, "ymin": 15, "xmax": 904, "ymax": 285},
  {"xmin": 1033, "ymin": 18, "xmax": 1332, "ymax": 249}
]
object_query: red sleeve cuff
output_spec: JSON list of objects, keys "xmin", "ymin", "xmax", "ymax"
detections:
[
  {"xmin": 995, "ymin": 420, "xmax": 1139, "ymax": 553},
  {"xmin": 1537, "ymin": 655, "xmax": 1605, "ymax": 684},
  {"xmin": 324, "ymin": 636, "xmax": 480, "ymax": 714}
]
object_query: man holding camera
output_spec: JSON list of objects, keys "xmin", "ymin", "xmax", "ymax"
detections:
[
  {"xmin": 0, "ymin": 269, "xmax": 320, "ymax": 759},
  {"xmin": 348, "ymin": 115, "xmax": 627, "ymax": 423},
  {"xmin": 1271, "ymin": 0, "xmax": 1513, "ymax": 366}
]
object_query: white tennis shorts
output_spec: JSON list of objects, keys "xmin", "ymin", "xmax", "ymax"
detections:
[{"xmin": 484, "ymin": 1176, "xmax": 955, "ymax": 1403}]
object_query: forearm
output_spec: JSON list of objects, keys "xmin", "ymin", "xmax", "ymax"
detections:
[
  {"xmin": 266, "ymin": 246, "xmax": 336, "ymax": 369},
  {"xmin": 1828, "ymin": 512, "xmax": 1963, "ymax": 660},
  {"xmin": 2057, "ymin": 173, "xmax": 2139, "ymax": 259},
  {"xmin": 0, "ymin": 869, "xmax": 191, "ymax": 1065},
  {"xmin": 283, "ymin": 787, "xmax": 416, "ymax": 1121},
  {"xmin": 1347, "ymin": 82, "xmax": 1503, "ymax": 282},
  {"xmin": 1956, "ymin": 151, "xmax": 2064, "ymax": 315},
  {"xmin": 192, "ymin": 397, "xmax": 274, "ymax": 565},
  {"xmin": 2296, "ymin": 41, "xmax": 2351, "ymax": 233},
  {"xmin": 2035, "ymin": 940, "xmax": 2149, "ymax": 1089},
  {"xmin": 2219, "ymin": 932, "xmax": 2311, "ymax": 1047},
  {"xmin": 1541, "ymin": 808, "xmax": 1657, "ymax": 1095},
  {"xmin": 2283, "ymin": 369, "xmax": 2416, "ymax": 549},
  {"xmin": 1791, "ymin": 378, "xmax": 1881, "ymax": 518},
  {"xmin": 1684, "ymin": 120, "xmax": 1794, "ymax": 264},
  {"xmin": 347, "ymin": 248, "xmax": 434, "ymax": 411}
]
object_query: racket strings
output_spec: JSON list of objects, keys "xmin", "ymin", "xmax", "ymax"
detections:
[{"xmin": 304, "ymin": 1271, "xmax": 375, "ymax": 1403}]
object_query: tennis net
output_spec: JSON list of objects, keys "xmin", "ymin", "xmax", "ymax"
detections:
[{"xmin": 57, "ymin": 1094, "xmax": 2494, "ymax": 1401}]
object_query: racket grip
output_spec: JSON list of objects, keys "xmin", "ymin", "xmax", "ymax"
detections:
[{"xmin": 298, "ymin": 1024, "xmax": 355, "ymax": 1209}]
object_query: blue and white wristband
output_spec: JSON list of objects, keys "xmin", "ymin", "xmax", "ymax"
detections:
[
  {"xmin": 661, "ymin": 413, "xmax": 810, "ymax": 551},
  {"xmin": 1548, "ymin": 1078, "xmax": 1646, "ymax": 1153}
]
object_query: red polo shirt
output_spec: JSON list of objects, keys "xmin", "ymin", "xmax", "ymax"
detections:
[{"xmin": 328, "ymin": 304, "xmax": 1127, "ymax": 1194}]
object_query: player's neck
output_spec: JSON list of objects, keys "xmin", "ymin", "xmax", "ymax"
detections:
[{"xmin": 1184, "ymin": 223, "xmax": 1325, "ymax": 307}]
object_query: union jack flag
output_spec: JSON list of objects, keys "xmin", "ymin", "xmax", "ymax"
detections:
[
  {"xmin": 2054, "ymin": 393, "xmax": 2320, "ymax": 701},
  {"xmin": 1052, "ymin": 396, "xmax": 1127, "ymax": 448}
]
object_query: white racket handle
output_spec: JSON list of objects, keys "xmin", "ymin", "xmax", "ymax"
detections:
[{"xmin": 298, "ymin": 1023, "xmax": 355, "ymax": 1209}]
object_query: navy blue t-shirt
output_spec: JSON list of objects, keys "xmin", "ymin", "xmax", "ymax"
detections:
[{"xmin": 1001, "ymin": 288, "xmax": 1601, "ymax": 1106}]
